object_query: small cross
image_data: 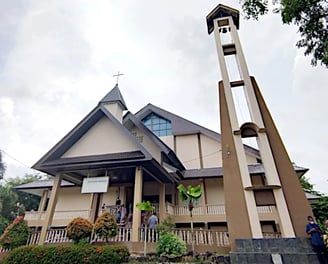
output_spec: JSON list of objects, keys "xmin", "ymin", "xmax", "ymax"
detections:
[{"xmin": 113, "ymin": 71, "xmax": 124, "ymax": 85}]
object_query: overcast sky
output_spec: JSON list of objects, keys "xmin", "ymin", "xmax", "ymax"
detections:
[{"xmin": 0, "ymin": 0, "xmax": 327, "ymax": 194}]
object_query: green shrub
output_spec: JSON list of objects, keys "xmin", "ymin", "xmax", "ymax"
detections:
[
  {"xmin": 156, "ymin": 216, "xmax": 175, "ymax": 235},
  {"xmin": 94, "ymin": 211, "xmax": 118, "ymax": 242},
  {"xmin": 0, "ymin": 216, "xmax": 29, "ymax": 249},
  {"xmin": 66, "ymin": 217, "xmax": 93, "ymax": 244},
  {"xmin": 156, "ymin": 233, "xmax": 186, "ymax": 261},
  {"xmin": 4, "ymin": 244, "xmax": 129, "ymax": 264},
  {"xmin": 0, "ymin": 216, "xmax": 9, "ymax": 236}
]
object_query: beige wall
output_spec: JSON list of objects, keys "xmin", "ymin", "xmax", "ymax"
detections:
[
  {"xmin": 56, "ymin": 187, "xmax": 90, "ymax": 211},
  {"xmin": 175, "ymin": 134, "xmax": 201, "ymax": 169},
  {"xmin": 161, "ymin": 135, "xmax": 174, "ymax": 150},
  {"xmin": 62, "ymin": 117, "xmax": 138, "ymax": 158},
  {"xmin": 129, "ymin": 125, "xmax": 162, "ymax": 163},
  {"xmin": 162, "ymin": 133, "xmax": 257, "ymax": 171},
  {"xmin": 200, "ymin": 135, "xmax": 222, "ymax": 168},
  {"xmin": 103, "ymin": 103, "xmax": 123, "ymax": 122},
  {"xmin": 245, "ymin": 153, "xmax": 258, "ymax": 164},
  {"xmin": 205, "ymin": 178, "xmax": 224, "ymax": 205},
  {"xmin": 102, "ymin": 186, "xmax": 126, "ymax": 206}
]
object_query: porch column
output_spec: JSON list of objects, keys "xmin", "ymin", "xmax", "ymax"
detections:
[
  {"xmin": 38, "ymin": 174, "xmax": 62, "ymax": 245},
  {"xmin": 200, "ymin": 179, "xmax": 206, "ymax": 206},
  {"xmin": 131, "ymin": 167, "xmax": 143, "ymax": 242},
  {"xmin": 159, "ymin": 183, "xmax": 166, "ymax": 221},
  {"xmin": 38, "ymin": 190, "xmax": 48, "ymax": 212},
  {"xmin": 88, "ymin": 193, "xmax": 99, "ymax": 223}
]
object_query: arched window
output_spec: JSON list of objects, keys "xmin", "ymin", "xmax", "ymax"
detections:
[{"xmin": 142, "ymin": 113, "xmax": 172, "ymax": 137}]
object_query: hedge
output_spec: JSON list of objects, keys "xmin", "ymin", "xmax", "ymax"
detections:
[{"xmin": 3, "ymin": 244, "xmax": 129, "ymax": 264}]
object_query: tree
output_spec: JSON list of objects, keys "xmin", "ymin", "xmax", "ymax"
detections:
[
  {"xmin": 177, "ymin": 184, "xmax": 202, "ymax": 254},
  {"xmin": 94, "ymin": 211, "xmax": 118, "ymax": 242},
  {"xmin": 66, "ymin": 217, "xmax": 93, "ymax": 244},
  {"xmin": 300, "ymin": 175, "xmax": 316, "ymax": 194},
  {"xmin": 0, "ymin": 216, "xmax": 29, "ymax": 249},
  {"xmin": 299, "ymin": 175, "xmax": 328, "ymax": 229},
  {"xmin": 0, "ymin": 215, "xmax": 9, "ymax": 235},
  {"xmin": 0, "ymin": 151, "xmax": 6, "ymax": 180},
  {"xmin": 241, "ymin": 0, "xmax": 328, "ymax": 67},
  {"xmin": 0, "ymin": 186, "xmax": 19, "ymax": 221},
  {"xmin": 136, "ymin": 201, "xmax": 155, "ymax": 256},
  {"xmin": 6, "ymin": 174, "xmax": 43, "ymax": 212}
]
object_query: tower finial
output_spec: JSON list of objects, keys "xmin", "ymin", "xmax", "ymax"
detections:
[{"xmin": 113, "ymin": 71, "xmax": 124, "ymax": 85}]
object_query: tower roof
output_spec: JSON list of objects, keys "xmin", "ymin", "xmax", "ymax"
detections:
[
  {"xmin": 99, "ymin": 84, "xmax": 128, "ymax": 110},
  {"xmin": 206, "ymin": 4, "xmax": 240, "ymax": 34}
]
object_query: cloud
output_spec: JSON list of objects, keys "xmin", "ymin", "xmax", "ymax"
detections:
[{"xmin": 0, "ymin": 0, "xmax": 327, "ymax": 195}]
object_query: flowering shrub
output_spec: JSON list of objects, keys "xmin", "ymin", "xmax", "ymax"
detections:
[
  {"xmin": 66, "ymin": 217, "xmax": 93, "ymax": 244},
  {"xmin": 0, "ymin": 215, "xmax": 29, "ymax": 249},
  {"xmin": 94, "ymin": 211, "xmax": 118, "ymax": 242}
]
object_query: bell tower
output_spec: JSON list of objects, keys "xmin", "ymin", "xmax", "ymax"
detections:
[{"xmin": 206, "ymin": 4, "xmax": 312, "ymax": 250}]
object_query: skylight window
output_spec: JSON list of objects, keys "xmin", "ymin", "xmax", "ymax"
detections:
[{"xmin": 142, "ymin": 113, "xmax": 172, "ymax": 137}]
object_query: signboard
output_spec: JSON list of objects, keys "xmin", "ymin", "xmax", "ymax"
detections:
[{"xmin": 81, "ymin": 176, "xmax": 109, "ymax": 193}]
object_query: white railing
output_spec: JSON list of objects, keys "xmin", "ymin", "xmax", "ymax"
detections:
[
  {"xmin": 257, "ymin": 206, "xmax": 274, "ymax": 214},
  {"xmin": 173, "ymin": 204, "xmax": 226, "ymax": 216},
  {"xmin": 90, "ymin": 227, "xmax": 132, "ymax": 243},
  {"xmin": 26, "ymin": 227, "xmax": 281, "ymax": 248},
  {"xmin": 27, "ymin": 227, "xmax": 132, "ymax": 245},
  {"xmin": 165, "ymin": 202, "xmax": 174, "ymax": 215},
  {"xmin": 138, "ymin": 228, "xmax": 159, "ymax": 243},
  {"xmin": 24, "ymin": 205, "xmax": 275, "ymax": 223},
  {"xmin": 0, "ymin": 247, "xmax": 9, "ymax": 253},
  {"xmin": 174, "ymin": 229, "xmax": 230, "ymax": 247}
]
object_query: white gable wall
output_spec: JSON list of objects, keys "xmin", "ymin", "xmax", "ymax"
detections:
[
  {"xmin": 62, "ymin": 117, "xmax": 138, "ymax": 158},
  {"xmin": 175, "ymin": 134, "xmax": 201, "ymax": 169},
  {"xmin": 200, "ymin": 135, "xmax": 222, "ymax": 168}
]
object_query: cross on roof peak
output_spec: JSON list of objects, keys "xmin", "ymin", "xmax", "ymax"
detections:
[{"xmin": 113, "ymin": 71, "xmax": 124, "ymax": 85}]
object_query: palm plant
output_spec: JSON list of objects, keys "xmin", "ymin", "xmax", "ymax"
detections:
[
  {"xmin": 177, "ymin": 184, "xmax": 202, "ymax": 254},
  {"xmin": 136, "ymin": 201, "xmax": 155, "ymax": 256}
]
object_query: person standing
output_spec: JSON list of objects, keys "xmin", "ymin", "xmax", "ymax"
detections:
[
  {"xmin": 148, "ymin": 212, "xmax": 158, "ymax": 242},
  {"xmin": 306, "ymin": 216, "xmax": 328, "ymax": 264}
]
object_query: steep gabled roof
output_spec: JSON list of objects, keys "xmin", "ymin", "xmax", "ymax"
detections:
[
  {"xmin": 32, "ymin": 104, "xmax": 152, "ymax": 176},
  {"xmin": 99, "ymin": 84, "xmax": 127, "ymax": 110},
  {"xmin": 123, "ymin": 112, "xmax": 185, "ymax": 171},
  {"xmin": 134, "ymin": 103, "xmax": 260, "ymax": 158}
]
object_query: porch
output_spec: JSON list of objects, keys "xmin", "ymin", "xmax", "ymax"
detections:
[
  {"xmin": 26, "ymin": 227, "xmax": 281, "ymax": 253},
  {"xmin": 24, "ymin": 204, "xmax": 279, "ymax": 227}
]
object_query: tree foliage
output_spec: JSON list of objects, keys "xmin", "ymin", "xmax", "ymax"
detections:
[
  {"xmin": 0, "ymin": 174, "xmax": 44, "ymax": 223},
  {"xmin": 0, "ymin": 151, "xmax": 5, "ymax": 180},
  {"xmin": 0, "ymin": 215, "xmax": 29, "ymax": 249},
  {"xmin": 299, "ymin": 175, "xmax": 328, "ymax": 229},
  {"xmin": 6, "ymin": 174, "xmax": 43, "ymax": 212},
  {"xmin": 0, "ymin": 215, "xmax": 9, "ymax": 235},
  {"xmin": 241, "ymin": 0, "xmax": 328, "ymax": 67},
  {"xmin": 0, "ymin": 186, "xmax": 19, "ymax": 221}
]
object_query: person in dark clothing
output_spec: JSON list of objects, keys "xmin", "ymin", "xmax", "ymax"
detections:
[{"xmin": 306, "ymin": 215, "xmax": 328, "ymax": 264}]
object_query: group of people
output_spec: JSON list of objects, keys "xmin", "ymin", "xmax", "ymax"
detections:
[{"xmin": 306, "ymin": 216, "xmax": 328, "ymax": 263}]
